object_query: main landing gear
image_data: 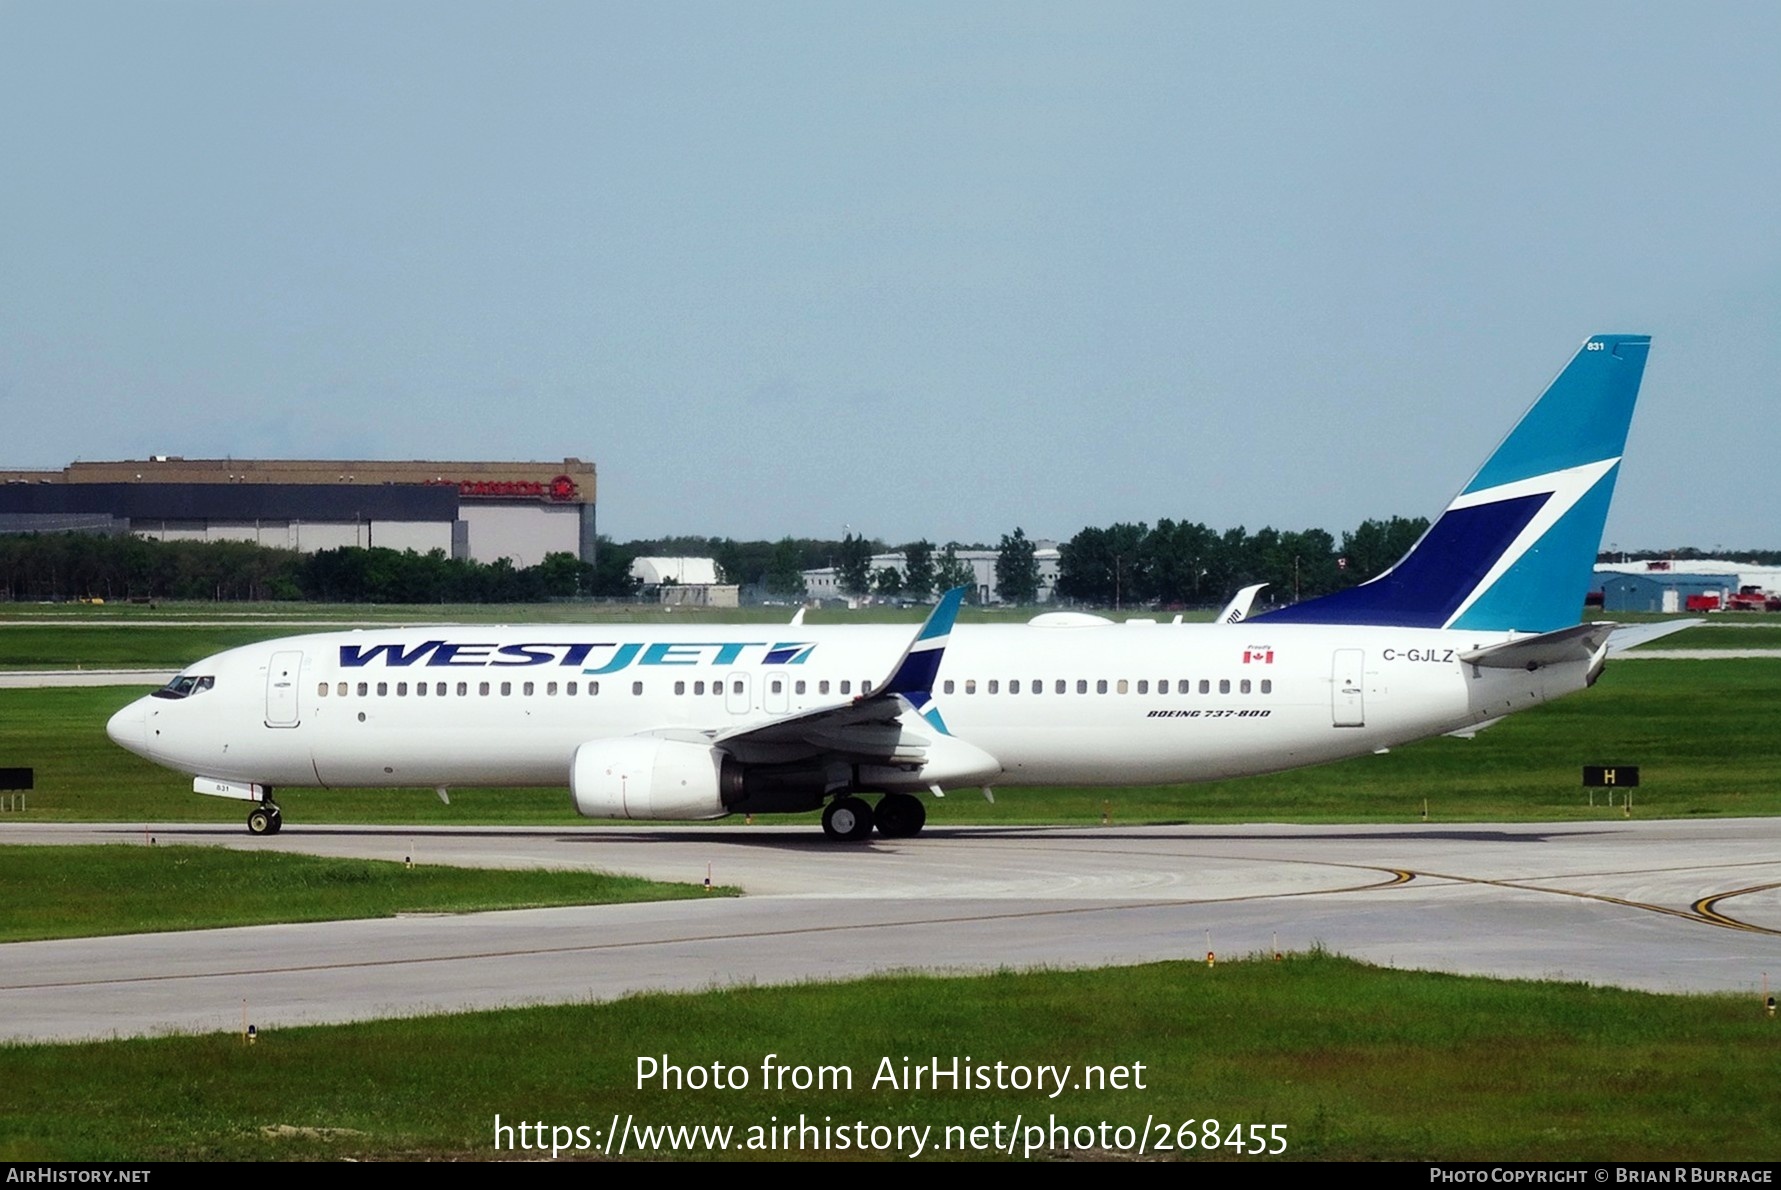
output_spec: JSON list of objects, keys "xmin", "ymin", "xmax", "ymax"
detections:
[
  {"xmin": 820, "ymin": 792, "xmax": 927, "ymax": 842},
  {"xmin": 246, "ymin": 798, "xmax": 283, "ymax": 836}
]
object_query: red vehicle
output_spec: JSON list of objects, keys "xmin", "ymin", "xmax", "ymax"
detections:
[{"xmin": 1723, "ymin": 585, "xmax": 1779, "ymax": 612}]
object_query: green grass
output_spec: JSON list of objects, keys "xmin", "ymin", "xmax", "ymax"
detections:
[
  {"xmin": 2, "ymin": 952, "xmax": 1776, "ymax": 1161},
  {"xmin": 1638, "ymin": 623, "xmax": 1781, "ymax": 649},
  {"xmin": 4, "ymin": 660, "xmax": 1778, "ymax": 828},
  {"xmin": 0, "ymin": 844, "xmax": 728, "ymax": 943},
  {"xmin": 0, "ymin": 625, "xmax": 307, "ymax": 669}
]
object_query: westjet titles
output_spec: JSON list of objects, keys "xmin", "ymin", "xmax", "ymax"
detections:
[{"xmin": 338, "ymin": 639, "xmax": 818, "ymax": 673}]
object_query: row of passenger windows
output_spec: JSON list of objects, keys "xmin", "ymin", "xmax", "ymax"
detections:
[
  {"xmin": 317, "ymin": 675, "xmax": 1270, "ymax": 699},
  {"xmin": 323, "ymin": 679, "xmax": 621, "ymax": 698},
  {"xmin": 319, "ymin": 677, "xmax": 879, "ymax": 699},
  {"xmin": 946, "ymin": 677, "xmax": 1272, "ymax": 695}
]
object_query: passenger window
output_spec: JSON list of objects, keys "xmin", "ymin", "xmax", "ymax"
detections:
[
  {"xmin": 318, "ymin": 683, "xmax": 328, "ymax": 697},
  {"xmin": 1076, "ymin": 680, "xmax": 1087, "ymax": 694},
  {"xmin": 1117, "ymin": 679, "xmax": 1128, "ymax": 694},
  {"xmin": 988, "ymin": 680, "xmax": 999, "ymax": 695},
  {"xmin": 1261, "ymin": 679, "xmax": 1272, "ymax": 694},
  {"xmin": 965, "ymin": 679, "xmax": 976, "ymax": 694},
  {"xmin": 396, "ymin": 682, "xmax": 407, "ymax": 696},
  {"xmin": 731, "ymin": 680, "xmax": 743, "ymax": 694},
  {"xmin": 416, "ymin": 682, "xmax": 427, "ymax": 697},
  {"xmin": 547, "ymin": 681, "xmax": 558, "ymax": 696},
  {"xmin": 457, "ymin": 682, "xmax": 468, "ymax": 696},
  {"xmin": 1010, "ymin": 680, "xmax": 1021, "ymax": 694},
  {"xmin": 1219, "ymin": 679, "xmax": 1230, "ymax": 694},
  {"xmin": 863, "ymin": 680, "xmax": 873, "ymax": 694},
  {"xmin": 771, "ymin": 679, "xmax": 783, "ymax": 694},
  {"xmin": 1056, "ymin": 679, "xmax": 1066, "ymax": 694},
  {"xmin": 590, "ymin": 681, "xmax": 601, "ymax": 695},
  {"xmin": 694, "ymin": 680, "xmax": 705, "ymax": 695},
  {"xmin": 942, "ymin": 680, "xmax": 954, "ymax": 694},
  {"xmin": 479, "ymin": 682, "xmax": 490, "ymax": 696},
  {"xmin": 377, "ymin": 682, "xmax": 388, "ymax": 697},
  {"xmin": 435, "ymin": 682, "xmax": 446, "ymax": 696},
  {"xmin": 1199, "ymin": 680, "xmax": 1210, "ymax": 694},
  {"xmin": 1137, "ymin": 680, "xmax": 1148, "ymax": 694},
  {"xmin": 1240, "ymin": 679, "xmax": 1251, "ymax": 694},
  {"xmin": 357, "ymin": 682, "xmax": 368, "ymax": 697},
  {"xmin": 795, "ymin": 680, "xmax": 806, "ymax": 695},
  {"xmin": 821, "ymin": 680, "xmax": 832, "ymax": 695},
  {"xmin": 500, "ymin": 682, "xmax": 512, "ymax": 697},
  {"xmin": 840, "ymin": 680, "xmax": 852, "ymax": 695},
  {"xmin": 338, "ymin": 682, "xmax": 348, "ymax": 697},
  {"xmin": 634, "ymin": 681, "xmax": 644, "ymax": 695},
  {"xmin": 675, "ymin": 681, "xmax": 686, "ymax": 695},
  {"xmin": 1097, "ymin": 679, "xmax": 1108, "ymax": 694},
  {"xmin": 523, "ymin": 681, "xmax": 535, "ymax": 696},
  {"xmin": 567, "ymin": 681, "xmax": 578, "ymax": 695}
]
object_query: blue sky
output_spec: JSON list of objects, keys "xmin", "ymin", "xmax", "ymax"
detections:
[{"xmin": 4, "ymin": 2, "xmax": 1777, "ymax": 550}]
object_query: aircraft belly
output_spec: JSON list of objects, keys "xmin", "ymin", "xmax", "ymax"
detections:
[
  {"xmin": 308, "ymin": 720, "xmax": 577, "ymax": 787},
  {"xmin": 968, "ymin": 706, "xmax": 1339, "ymax": 786}
]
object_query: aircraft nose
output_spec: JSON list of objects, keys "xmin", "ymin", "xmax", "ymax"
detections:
[{"xmin": 107, "ymin": 699, "xmax": 149, "ymax": 757}]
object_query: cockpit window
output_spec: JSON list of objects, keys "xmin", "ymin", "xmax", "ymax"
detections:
[{"xmin": 152, "ymin": 675, "xmax": 215, "ymax": 700}]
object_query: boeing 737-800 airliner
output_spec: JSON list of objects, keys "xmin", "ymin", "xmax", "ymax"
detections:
[{"xmin": 109, "ymin": 335, "xmax": 1653, "ymax": 840}]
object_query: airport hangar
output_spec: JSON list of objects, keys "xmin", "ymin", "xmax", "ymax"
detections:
[{"xmin": 0, "ymin": 457, "xmax": 598, "ymax": 569}]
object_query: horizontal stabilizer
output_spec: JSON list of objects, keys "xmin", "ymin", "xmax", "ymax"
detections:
[
  {"xmin": 1605, "ymin": 618, "xmax": 1702, "ymax": 654},
  {"xmin": 1458, "ymin": 622, "xmax": 1613, "ymax": 670}
]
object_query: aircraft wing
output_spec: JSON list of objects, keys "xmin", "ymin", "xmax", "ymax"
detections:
[
  {"xmin": 1215, "ymin": 583, "xmax": 1268, "ymax": 624},
  {"xmin": 708, "ymin": 588, "xmax": 967, "ymax": 764}
]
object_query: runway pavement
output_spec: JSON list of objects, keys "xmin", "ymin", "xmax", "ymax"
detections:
[{"xmin": 4, "ymin": 818, "xmax": 1780, "ymax": 1043}]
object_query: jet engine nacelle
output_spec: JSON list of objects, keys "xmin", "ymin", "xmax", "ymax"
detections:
[{"xmin": 570, "ymin": 737, "xmax": 744, "ymax": 820}]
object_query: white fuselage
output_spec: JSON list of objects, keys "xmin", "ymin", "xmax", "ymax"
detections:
[{"xmin": 107, "ymin": 619, "xmax": 1588, "ymax": 803}]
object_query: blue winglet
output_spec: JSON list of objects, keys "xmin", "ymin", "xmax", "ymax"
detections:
[{"xmin": 881, "ymin": 586, "xmax": 966, "ymax": 698}]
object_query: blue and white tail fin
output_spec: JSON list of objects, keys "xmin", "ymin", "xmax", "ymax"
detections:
[{"xmin": 1257, "ymin": 334, "xmax": 1650, "ymax": 633}]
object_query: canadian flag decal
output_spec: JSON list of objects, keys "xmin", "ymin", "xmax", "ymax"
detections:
[{"xmin": 1243, "ymin": 647, "xmax": 1274, "ymax": 665}]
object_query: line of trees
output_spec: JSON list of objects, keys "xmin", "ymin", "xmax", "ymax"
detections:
[
  {"xmin": 1054, "ymin": 516, "xmax": 1429, "ymax": 609},
  {"xmin": 0, "ymin": 535, "xmax": 640, "ymax": 603},
  {"xmin": 634, "ymin": 517, "xmax": 1434, "ymax": 609},
  {"xmin": 30, "ymin": 510, "xmax": 1744, "ymax": 608}
]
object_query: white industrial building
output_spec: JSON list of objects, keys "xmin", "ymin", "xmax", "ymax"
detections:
[
  {"xmin": 628, "ymin": 557, "xmax": 737, "ymax": 607},
  {"xmin": 1595, "ymin": 559, "xmax": 1781, "ymax": 595}
]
